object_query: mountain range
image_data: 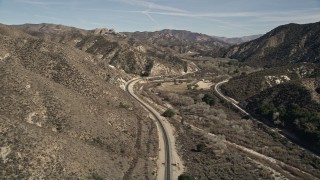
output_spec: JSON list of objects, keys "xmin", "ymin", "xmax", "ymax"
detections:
[
  {"xmin": 12, "ymin": 23, "xmax": 199, "ymax": 76},
  {"xmin": 1, "ymin": 20, "xmax": 319, "ymax": 179},
  {"xmin": 220, "ymin": 22, "xmax": 320, "ymax": 151},
  {"xmin": 223, "ymin": 21, "xmax": 320, "ymax": 67}
]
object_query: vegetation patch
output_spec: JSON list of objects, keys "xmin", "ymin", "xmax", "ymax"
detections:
[
  {"xmin": 201, "ymin": 93, "xmax": 216, "ymax": 106},
  {"xmin": 178, "ymin": 174, "xmax": 195, "ymax": 180},
  {"xmin": 247, "ymin": 83, "xmax": 320, "ymax": 149},
  {"xmin": 196, "ymin": 143, "xmax": 206, "ymax": 152},
  {"xmin": 221, "ymin": 63, "xmax": 317, "ymax": 101},
  {"xmin": 162, "ymin": 109, "xmax": 175, "ymax": 118},
  {"xmin": 118, "ymin": 102, "xmax": 130, "ymax": 109}
]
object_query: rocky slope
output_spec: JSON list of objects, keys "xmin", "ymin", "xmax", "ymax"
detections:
[
  {"xmin": 0, "ymin": 24, "xmax": 158, "ymax": 179},
  {"xmin": 13, "ymin": 23, "xmax": 198, "ymax": 76},
  {"xmin": 223, "ymin": 22, "xmax": 320, "ymax": 67}
]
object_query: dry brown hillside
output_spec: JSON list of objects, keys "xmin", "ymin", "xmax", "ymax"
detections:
[
  {"xmin": 13, "ymin": 23, "xmax": 198, "ymax": 76},
  {"xmin": 223, "ymin": 22, "xmax": 320, "ymax": 67},
  {"xmin": 0, "ymin": 24, "xmax": 158, "ymax": 179}
]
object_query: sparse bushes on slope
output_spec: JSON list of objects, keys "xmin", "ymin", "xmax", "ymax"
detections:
[
  {"xmin": 221, "ymin": 63, "xmax": 316, "ymax": 101},
  {"xmin": 247, "ymin": 83, "xmax": 320, "ymax": 148},
  {"xmin": 163, "ymin": 93, "xmax": 194, "ymax": 106}
]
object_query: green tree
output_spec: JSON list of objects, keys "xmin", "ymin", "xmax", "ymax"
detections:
[{"xmin": 259, "ymin": 102, "xmax": 276, "ymax": 119}]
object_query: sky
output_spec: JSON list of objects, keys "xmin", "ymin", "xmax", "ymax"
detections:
[{"xmin": 0, "ymin": 0, "xmax": 320, "ymax": 37}]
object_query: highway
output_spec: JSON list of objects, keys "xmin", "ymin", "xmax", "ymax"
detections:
[
  {"xmin": 125, "ymin": 76, "xmax": 318, "ymax": 179},
  {"xmin": 126, "ymin": 77, "xmax": 318, "ymax": 179},
  {"xmin": 126, "ymin": 78, "xmax": 172, "ymax": 180}
]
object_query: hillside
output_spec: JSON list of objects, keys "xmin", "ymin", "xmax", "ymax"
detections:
[
  {"xmin": 246, "ymin": 82, "xmax": 320, "ymax": 149},
  {"xmin": 124, "ymin": 29, "xmax": 229, "ymax": 55},
  {"xmin": 0, "ymin": 24, "xmax": 158, "ymax": 179},
  {"xmin": 223, "ymin": 22, "xmax": 320, "ymax": 67},
  {"xmin": 221, "ymin": 63, "xmax": 318, "ymax": 101},
  {"xmin": 221, "ymin": 63, "xmax": 320, "ymax": 149},
  {"xmin": 6, "ymin": 21, "xmax": 320, "ymax": 179},
  {"xmin": 12, "ymin": 23, "xmax": 197, "ymax": 76}
]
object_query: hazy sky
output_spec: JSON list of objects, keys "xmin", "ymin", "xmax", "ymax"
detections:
[{"xmin": 1, "ymin": 0, "xmax": 320, "ymax": 37}]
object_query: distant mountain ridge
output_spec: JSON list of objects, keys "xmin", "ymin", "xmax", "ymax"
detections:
[
  {"xmin": 13, "ymin": 24, "xmax": 262, "ymax": 58},
  {"xmin": 12, "ymin": 23, "xmax": 88, "ymax": 35},
  {"xmin": 124, "ymin": 29, "xmax": 230, "ymax": 55},
  {"xmin": 12, "ymin": 23, "xmax": 197, "ymax": 76},
  {"xmin": 223, "ymin": 22, "xmax": 320, "ymax": 67},
  {"xmin": 213, "ymin": 34, "xmax": 262, "ymax": 44}
]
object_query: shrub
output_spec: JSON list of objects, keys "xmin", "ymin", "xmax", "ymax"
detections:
[
  {"xmin": 141, "ymin": 70, "xmax": 150, "ymax": 76},
  {"xmin": 162, "ymin": 109, "xmax": 175, "ymax": 118},
  {"xmin": 196, "ymin": 143, "xmax": 206, "ymax": 152},
  {"xmin": 178, "ymin": 174, "xmax": 195, "ymax": 180},
  {"xmin": 187, "ymin": 84, "xmax": 193, "ymax": 90},
  {"xmin": 258, "ymin": 102, "xmax": 276, "ymax": 119},
  {"xmin": 202, "ymin": 94, "xmax": 216, "ymax": 106},
  {"xmin": 118, "ymin": 102, "xmax": 129, "ymax": 109},
  {"xmin": 90, "ymin": 173, "xmax": 104, "ymax": 180}
]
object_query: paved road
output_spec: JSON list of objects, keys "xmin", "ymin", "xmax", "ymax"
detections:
[
  {"xmin": 214, "ymin": 80, "xmax": 249, "ymax": 116},
  {"xmin": 124, "ymin": 61, "xmax": 199, "ymax": 180},
  {"xmin": 126, "ymin": 78, "xmax": 172, "ymax": 180},
  {"xmin": 214, "ymin": 79, "xmax": 320, "ymax": 178}
]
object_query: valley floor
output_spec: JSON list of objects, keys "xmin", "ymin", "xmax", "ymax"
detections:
[{"xmin": 136, "ymin": 58, "xmax": 320, "ymax": 179}]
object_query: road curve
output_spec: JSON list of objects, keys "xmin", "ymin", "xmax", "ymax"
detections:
[
  {"xmin": 214, "ymin": 79, "xmax": 320, "ymax": 179},
  {"xmin": 214, "ymin": 80, "xmax": 249, "ymax": 116},
  {"xmin": 126, "ymin": 78, "xmax": 172, "ymax": 180}
]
